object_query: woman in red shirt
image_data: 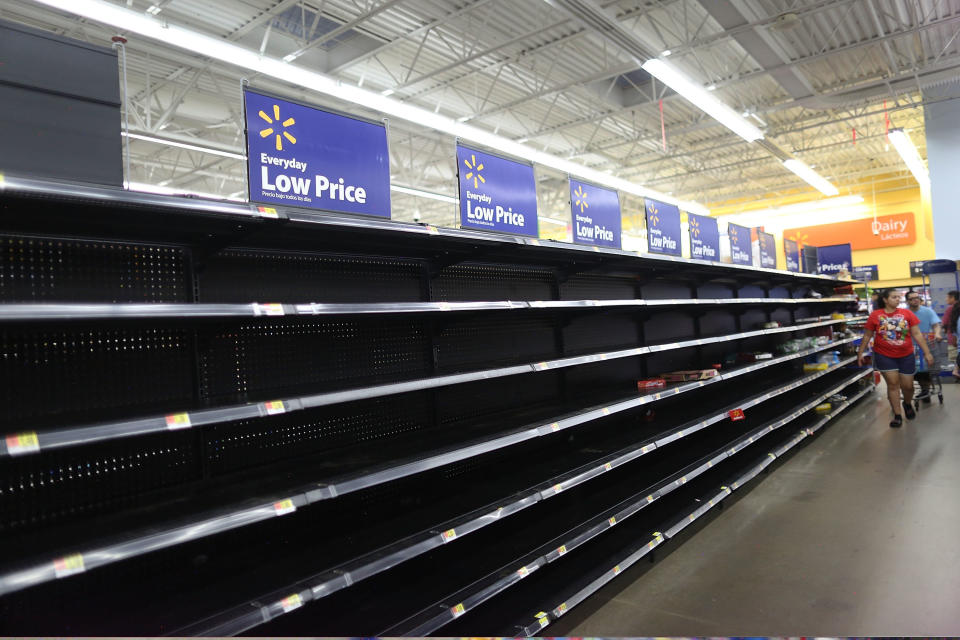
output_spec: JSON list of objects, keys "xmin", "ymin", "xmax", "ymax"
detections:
[{"xmin": 858, "ymin": 289, "xmax": 934, "ymax": 427}]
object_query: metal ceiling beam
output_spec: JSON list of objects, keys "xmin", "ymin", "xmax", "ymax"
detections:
[
  {"xmin": 326, "ymin": 0, "xmax": 500, "ymax": 74},
  {"xmin": 281, "ymin": 0, "xmax": 406, "ymax": 62},
  {"xmin": 865, "ymin": 0, "xmax": 902, "ymax": 76},
  {"xmin": 696, "ymin": 0, "xmax": 814, "ymax": 100}
]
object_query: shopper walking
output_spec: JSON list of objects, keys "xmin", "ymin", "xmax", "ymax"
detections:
[
  {"xmin": 943, "ymin": 290, "xmax": 959, "ymax": 378},
  {"xmin": 858, "ymin": 289, "xmax": 935, "ymax": 427},
  {"xmin": 905, "ymin": 290, "xmax": 942, "ymax": 402}
]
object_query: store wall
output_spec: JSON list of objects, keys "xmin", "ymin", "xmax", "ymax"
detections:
[{"xmin": 924, "ymin": 87, "xmax": 960, "ymax": 260}]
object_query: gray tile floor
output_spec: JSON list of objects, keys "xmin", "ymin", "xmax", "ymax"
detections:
[{"xmin": 550, "ymin": 380, "xmax": 960, "ymax": 637}]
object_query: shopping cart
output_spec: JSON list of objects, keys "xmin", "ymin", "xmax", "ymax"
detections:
[{"xmin": 914, "ymin": 333, "xmax": 948, "ymax": 408}]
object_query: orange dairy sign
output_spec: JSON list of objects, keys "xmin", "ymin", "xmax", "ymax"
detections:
[{"xmin": 783, "ymin": 212, "xmax": 914, "ymax": 251}]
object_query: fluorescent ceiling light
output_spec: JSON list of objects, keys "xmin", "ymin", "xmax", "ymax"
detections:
[
  {"xmin": 145, "ymin": 5, "xmax": 161, "ymax": 15},
  {"xmin": 282, "ymin": 53, "xmax": 298, "ymax": 62},
  {"xmin": 641, "ymin": 58, "xmax": 763, "ymax": 143},
  {"xmin": 757, "ymin": 195, "xmax": 863, "ymax": 216},
  {"xmin": 122, "ymin": 132, "xmax": 247, "ymax": 160},
  {"xmin": 380, "ymin": 88, "xmax": 395, "ymax": 96},
  {"xmin": 782, "ymin": 159, "xmax": 839, "ymax": 196},
  {"xmin": 887, "ymin": 128, "xmax": 930, "ymax": 190},
  {"xmin": 128, "ymin": 181, "xmax": 246, "ymax": 202},
  {"xmin": 32, "ymin": 0, "xmax": 708, "ymax": 216},
  {"xmin": 538, "ymin": 216, "xmax": 568, "ymax": 226},
  {"xmin": 661, "ymin": 49, "xmax": 671, "ymax": 57},
  {"xmin": 389, "ymin": 184, "xmax": 458, "ymax": 204}
]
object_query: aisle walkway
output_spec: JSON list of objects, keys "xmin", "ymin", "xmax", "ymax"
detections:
[{"xmin": 552, "ymin": 381, "xmax": 960, "ymax": 636}]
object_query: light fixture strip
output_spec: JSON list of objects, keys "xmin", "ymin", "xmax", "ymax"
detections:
[
  {"xmin": 32, "ymin": 0, "xmax": 708, "ymax": 216},
  {"xmin": 122, "ymin": 132, "xmax": 247, "ymax": 160},
  {"xmin": 641, "ymin": 58, "xmax": 764, "ymax": 143},
  {"xmin": 782, "ymin": 159, "xmax": 839, "ymax": 196},
  {"xmin": 389, "ymin": 184, "xmax": 458, "ymax": 204},
  {"xmin": 723, "ymin": 195, "xmax": 864, "ymax": 218},
  {"xmin": 887, "ymin": 128, "xmax": 930, "ymax": 189}
]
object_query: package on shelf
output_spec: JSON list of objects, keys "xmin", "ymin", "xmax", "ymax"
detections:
[
  {"xmin": 735, "ymin": 352, "xmax": 772, "ymax": 363},
  {"xmin": 661, "ymin": 369, "xmax": 719, "ymax": 382},
  {"xmin": 637, "ymin": 378, "xmax": 667, "ymax": 391},
  {"xmin": 803, "ymin": 362, "xmax": 830, "ymax": 372},
  {"xmin": 761, "ymin": 321, "xmax": 781, "ymax": 329},
  {"xmin": 776, "ymin": 339, "xmax": 803, "ymax": 355},
  {"xmin": 813, "ymin": 350, "xmax": 841, "ymax": 365},
  {"xmin": 815, "ymin": 402, "xmax": 832, "ymax": 413}
]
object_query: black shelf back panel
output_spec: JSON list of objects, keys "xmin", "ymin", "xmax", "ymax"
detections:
[
  {"xmin": 0, "ymin": 233, "xmax": 190, "ymax": 303},
  {"xmin": 431, "ymin": 263, "xmax": 555, "ymax": 301},
  {"xmin": 198, "ymin": 248, "xmax": 424, "ymax": 303},
  {"xmin": 197, "ymin": 316, "xmax": 432, "ymax": 404},
  {"xmin": 0, "ymin": 323, "xmax": 195, "ymax": 426}
]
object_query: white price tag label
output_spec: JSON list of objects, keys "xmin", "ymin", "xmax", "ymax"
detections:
[
  {"xmin": 254, "ymin": 303, "xmax": 285, "ymax": 316},
  {"xmin": 53, "ymin": 554, "xmax": 85, "ymax": 578},
  {"xmin": 5, "ymin": 432, "xmax": 39, "ymax": 455},
  {"xmin": 280, "ymin": 593, "xmax": 302, "ymax": 613},
  {"xmin": 274, "ymin": 499, "xmax": 296, "ymax": 516},
  {"xmin": 165, "ymin": 413, "xmax": 191, "ymax": 430},
  {"xmin": 263, "ymin": 400, "xmax": 286, "ymax": 415}
]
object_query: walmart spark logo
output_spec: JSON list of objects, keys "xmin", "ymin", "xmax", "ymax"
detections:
[
  {"xmin": 463, "ymin": 154, "xmax": 486, "ymax": 189},
  {"xmin": 259, "ymin": 104, "xmax": 296, "ymax": 151},
  {"xmin": 690, "ymin": 216, "xmax": 701, "ymax": 238},
  {"xmin": 789, "ymin": 232, "xmax": 808, "ymax": 249},
  {"xmin": 573, "ymin": 184, "xmax": 589, "ymax": 214},
  {"xmin": 647, "ymin": 203, "xmax": 660, "ymax": 227},
  {"xmin": 730, "ymin": 229, "xmax": 739, "ymax": 246}
]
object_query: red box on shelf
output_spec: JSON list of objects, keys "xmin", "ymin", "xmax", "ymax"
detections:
[
  {"xmin": 637, "ymin": 378, "xmax": 666, "ymax": 390},
  {"xmin": 661, "ymin": 369, "xmax": 719, "ymax": 382}
]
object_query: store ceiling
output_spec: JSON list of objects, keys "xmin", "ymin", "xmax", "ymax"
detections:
[{"xmin": 2, "ymin": 0, "xmax": 959, "ymax": 225}]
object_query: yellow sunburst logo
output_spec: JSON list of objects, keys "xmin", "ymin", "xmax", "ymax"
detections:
[
  {"xmin": 647, "ymin": 203, "xmax": 660, "ymax": 227},
  {"xmin": 573, "ymin": 185, "xmax": 589, "ymax": 214},
  {"xmin": 258, "ymin": 104, "xmax": 296, "ymax": 151},
  {"xmin": 463, "ymin": 154, "xmax": 486, "ymax": 189},
  {"xmin": 690, "ymin": 216, "xmax": 700, "ymax": 238},
  {"xmin": 789, "ymin": 232, "xmax": 808, "ymax": 249}
]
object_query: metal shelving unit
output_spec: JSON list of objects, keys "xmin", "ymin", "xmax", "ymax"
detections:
[
  {"xmin": 504, "ymin": 378, "xmax": 876, "ymax": 638},
  {"xmin": 0, "ymin": 175, "xmax": 863, "ymax": 636},
  {"xmin": 384, "ymin": 369, "xmax": 873, "ymax": 636}
]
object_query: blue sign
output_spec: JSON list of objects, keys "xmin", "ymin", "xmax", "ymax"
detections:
[
  {"xmin": 457, "ymin": 144, "xmax": 538, "ymax": 237},
  {"xmin": 818, "ymin": 243, "xmax": 852, "ymax": 275},
  {"xmin": 728, "ymin": 223, "xmax": 753, "ymax": 265},
  {"xmin": 245, "ymin": 89, "xmax": 390, "ymax": 217},
  {"xmin": 688, "ymin": 213, "xmax": 719, "ymax": 261},
  {"xmin": 758, "ymin": 231, "xmax": 776, "ymax": 268},
  {"xmin": 784, "ymin": 238, "xmax": 800, "ymax": 272},
  {"xmin": 853, "ymin": 265, "xmax": 879, "ymax": 281},
  {"xmin": 570, "ymin": 179, "xmax": 620, "ymax": 249},
  {"xmin": 645, "ymin": 199, "xmax": 681, "ymax": 256}
]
